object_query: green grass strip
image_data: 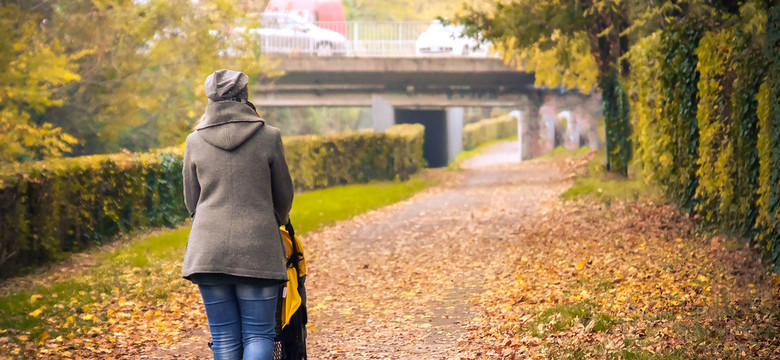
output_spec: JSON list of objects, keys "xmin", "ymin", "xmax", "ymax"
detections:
[
  {"xmin": 526, "ymin": 301, "xmax": 617, "ymax": 337},
  {"xmin": 290, "ymin": 177, "xmax": 431, "ymax": 234},
  {"xmin": 536, "ymin": 145, "xmax": 594, "ymax": 160},
  {"xmin": 560, "ymin": 150, "xmax": 662, "ymax": 204},
  {"xmin": 0, "ymin": 176, "xmax": 433, "ymax": 346}
]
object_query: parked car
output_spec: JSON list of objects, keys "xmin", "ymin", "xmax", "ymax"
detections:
[
  {"xmin": 415, "ymin": 20, "xmax": 489, "ymax": 57},
  {"xmin": 265, "ymin": 0, "xmax": 347, "ymax": 36},
  {"xmin": 251, "ymin": 12, "xmax": 348, "ymax": 56}
]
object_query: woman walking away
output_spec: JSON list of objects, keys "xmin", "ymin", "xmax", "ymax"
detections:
[{"xmin": 182, "ymin": 69, "xmax": 294, "ymax": 360}]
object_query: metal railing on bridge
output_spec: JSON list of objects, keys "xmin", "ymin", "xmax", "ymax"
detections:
[
  {"xmin": 316, "ymin": 21, "xmax": 429, "ymax": 57},
  {"xmin": 250, "ymin": 20, "xmax": 492, "ymax": 58}
]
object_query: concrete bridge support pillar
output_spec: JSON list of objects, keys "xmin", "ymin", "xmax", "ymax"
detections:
[
  {"xmin": 446, "ymin": 107, "xmax": 464, "ymax": 164},
  {"xmin": 372, "ymin": 95, "xmax": 395, "ymax": 131},
  {"xmin": 510, "ymin": 109, "xmax": 533, "ymax": 161}
]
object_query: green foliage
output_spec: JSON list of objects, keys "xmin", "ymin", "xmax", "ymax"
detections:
[
  {"xmin": 462, "ymin": 114, "xmax": 517, "ymax": 151},
  {"xmin": 0, "ymin": 125, "xmax": 425, "ymax": 274},
  {"xmin": 492, "ymin": 32, "xmax": 599, "ymax": 93},
  {"xmin": 283, "ymin": 124, "xmax": 425, "ymax": 192},
  {"xmin": 459, "ymin": 1, "xmax": 749, "ymax": 179},
  {"xmin": 656, "ymin": 19, "xmax": 704, "ymax": 213},
  {"xmin": 457, "ymin": 0, "xmax": 707, "ymax": 92}
]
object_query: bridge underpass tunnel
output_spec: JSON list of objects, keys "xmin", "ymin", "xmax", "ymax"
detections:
[{"xmin": 395, "ymin": 108, "xmax": 463, "ymax": 168}]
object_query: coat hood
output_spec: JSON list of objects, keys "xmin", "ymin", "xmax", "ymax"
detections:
[{"xmin": 196, "ymin": 101, "xmax": 265, "ymax": 151}]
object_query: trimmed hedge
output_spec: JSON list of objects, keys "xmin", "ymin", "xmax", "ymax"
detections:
[
  {"xmin": 0, "ymin": 151, "xmax": 188, "ymax": 274},
  {"xmin": 0, "ymin": 124, "xmax": 425, "ymax": 274},
  {"xmin": 462, "ymin": 115, "xmax": 517, "ymax": 151},
  {"xmin": 283, "ymin": 124, "xmax": 425, "ymax": 192}
]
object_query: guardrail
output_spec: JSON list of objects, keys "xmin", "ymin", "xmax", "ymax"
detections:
[
  {"xmin": 246, "ymin": 20, "xmax": 492, "ymax": 58},
  {"xmin": 316, "ymin": 21, "xmax": 430, "ymax": 57}
]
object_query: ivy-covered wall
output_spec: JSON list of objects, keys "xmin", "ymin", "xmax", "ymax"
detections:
[
  {"xmin": 630, "ymin": 8, "xmax": 780, "ymax": 269},
  {"xmin": 658, "ymin": 20, "xmax": 704, "ymax": 213},
  {"xmin": 761, "ymin": 4, "xmax": 780, "ymax": 269},
  {"xmin": 0, "ymin": 124, "xmax": 425, "ymax": 275},
  {"xmin": 629, "ymin": 32, "xmax": 662, "ymax": 183}
]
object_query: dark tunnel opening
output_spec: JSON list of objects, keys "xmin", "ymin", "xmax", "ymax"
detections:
[{"xmin": 395, "ymin": 109, "xmax": 448, "ymax": 168}]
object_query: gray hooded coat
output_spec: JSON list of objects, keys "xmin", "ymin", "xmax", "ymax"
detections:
[{"xmin": 181, "ymin": 70, "xmax": 294, "ymax": 282}]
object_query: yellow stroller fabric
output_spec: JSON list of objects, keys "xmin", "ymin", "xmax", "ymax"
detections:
[{"xmin": 280, "ymin": 226, "xmax": 306, "ymax": 328}]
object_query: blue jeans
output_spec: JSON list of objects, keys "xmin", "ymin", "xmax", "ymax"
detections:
[{"xmin": 198, "ymin": 283, "xmax": 278, "ymax": 360}]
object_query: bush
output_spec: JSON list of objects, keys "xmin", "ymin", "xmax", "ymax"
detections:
[
  {"xmin": 283, "ymin": 124, "xmax": 425, "ymax": 191},
  {"xmin": 0, "ymin": 125, "xmax": 425, "ymax": 275},
  {"xmin": 462, "ymin": 115, "xmax": 517, "ymax": 151},
  {"xmin": 0, "ymin": 151, "xmax": 188, "ymax": 275}
]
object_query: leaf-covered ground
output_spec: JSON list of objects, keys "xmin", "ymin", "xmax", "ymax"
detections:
[
  {"xmin": 305, "ymin": 144, "xmax": 780, "ymax": 359},
  {"xmin": 0, "ymin": 179, "xmax": 434, "ymax": 359},
  {"xmin": 459, "ymin": 195, "xmax": 780, "ymax": 359},
  {"xmin": 2, "ymin": 141, "xmax": 779, "ymax": 359}
]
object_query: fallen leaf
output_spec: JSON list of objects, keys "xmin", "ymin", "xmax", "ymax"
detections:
[{"xmin": 28, "ymin": 306, "xmax": 45, "ymax": 318}]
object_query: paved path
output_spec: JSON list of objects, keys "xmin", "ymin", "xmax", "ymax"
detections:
[
  {"xmin": 460, "ymin": 139, "xmax": 523, "ymax": 169},
  {"xmin": 304, "ymin": 142, "xmax": 574, "ymax": 359},
  {"xmin": 147, "ymin": 140, "xmax": 577, "ymax": 359}
]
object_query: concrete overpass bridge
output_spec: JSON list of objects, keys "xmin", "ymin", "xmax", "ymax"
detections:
[
  {"xmin": 252, "ymin": 56, "xmax": 541, "ymax": 167},
  {"xmin": 252, "ymin": 56, "xmax": 536, "ymax": 107}
]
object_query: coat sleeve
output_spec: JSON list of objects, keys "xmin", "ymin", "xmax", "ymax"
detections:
[
  {"xmin": 182, "ymin": 138, "xmax": 200, "ymax": 218},
  {"xmin": 270, "ymin": 129, "xmax": 294, "ymax": 225}
]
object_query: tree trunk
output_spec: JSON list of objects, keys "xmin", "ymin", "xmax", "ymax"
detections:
[
  {"xmin": 599, "ymin": 70, "xmax": 631, "ymax": 176},
  {"xmin": 586, "ymin": 1, "xmax": 632, "ymax": 176}
]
